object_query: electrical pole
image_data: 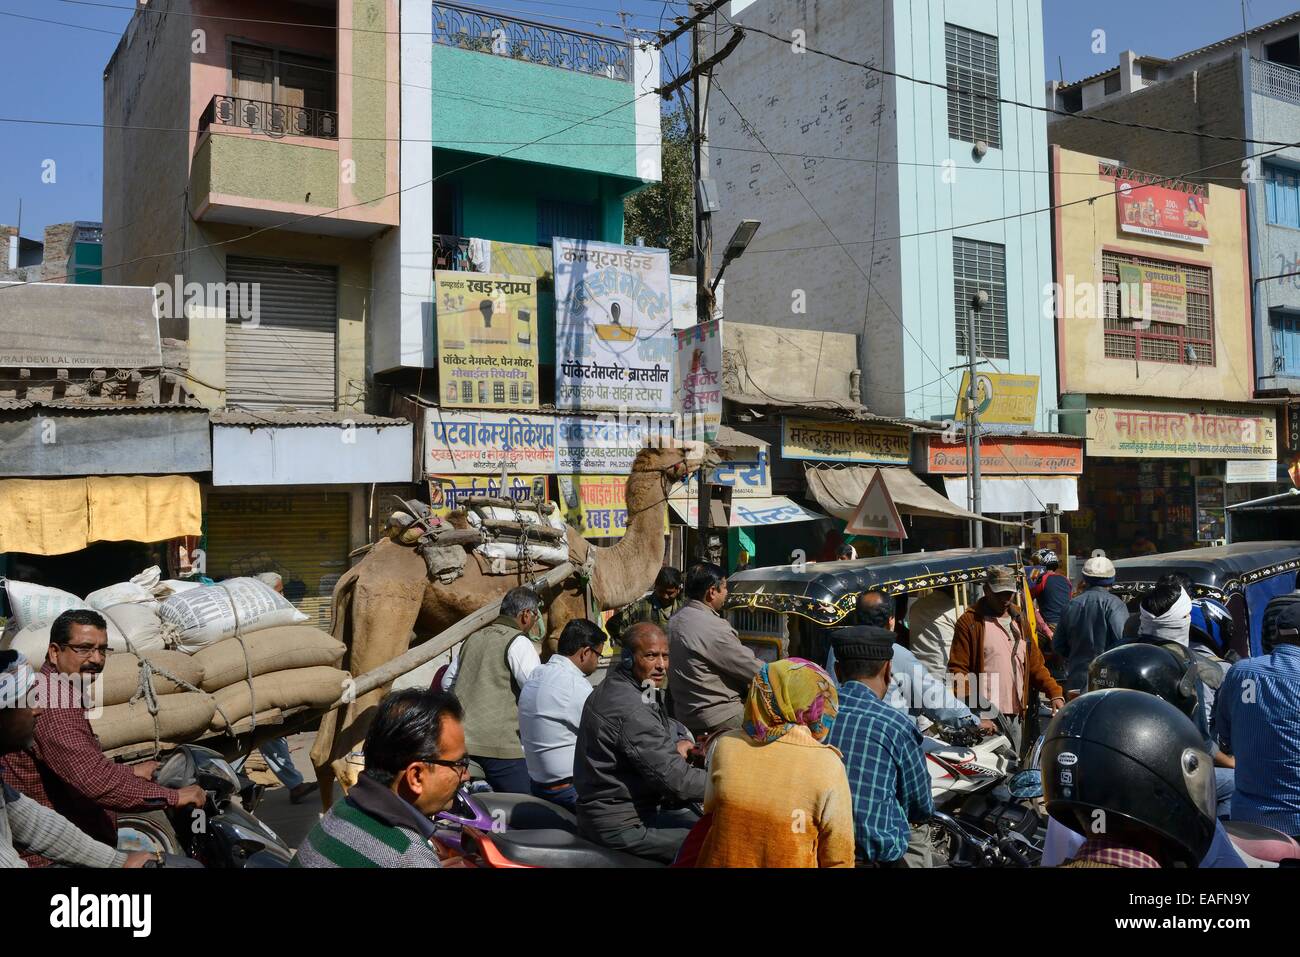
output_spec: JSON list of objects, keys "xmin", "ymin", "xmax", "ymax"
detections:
[{"xmin": 967, "ymin": 290, "xmax": 988, "ymax": 548}]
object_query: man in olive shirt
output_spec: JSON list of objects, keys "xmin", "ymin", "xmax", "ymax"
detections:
[{"xmin": 665, "ymin": 563, "xmax": 761, "ymax": 735}]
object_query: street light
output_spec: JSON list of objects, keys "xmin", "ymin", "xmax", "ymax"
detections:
[{"xmin": 710, "ymin": 219, "xmax": 760, "ymax": 291}]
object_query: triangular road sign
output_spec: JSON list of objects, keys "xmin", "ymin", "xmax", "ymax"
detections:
[{"xmin": 845, "ymin": 468, "xmax": 907, "ymax": 540}]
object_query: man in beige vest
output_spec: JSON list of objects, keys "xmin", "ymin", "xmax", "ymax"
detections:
[{"xmin": 442, "ymin": 587, "xmax": 543, "ymax": 793}]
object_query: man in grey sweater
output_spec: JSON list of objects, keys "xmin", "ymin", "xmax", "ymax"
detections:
[
  {"xmin": 0, "ymin": 651, "xmax": 151, "ymax": 868},
  {"xmin": 666, "ymin": 563, "xmax": 761, "ymax": 735}
]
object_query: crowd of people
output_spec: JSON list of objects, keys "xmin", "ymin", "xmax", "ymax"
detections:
[{"xmin": 3, "ymin": 544, "xmax": 1299, "ymax": 870}]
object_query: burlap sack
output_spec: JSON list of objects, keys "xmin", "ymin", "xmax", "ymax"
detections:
[
  {"xmin": 97, "ymin": 650, "xmax": 205, "ymax": 707},
  {"xmin": 102, "ymin": 602, "xmax": 165, "ymax": 653},
  {"xmin": 209, "ymin": 666, "xmax": 349, "ymax": 732},
  {"xmin": 91, "ymin": 692, "xmax": 217, "ymax": 751},
  {"xmin": 191, "ymin": 625, "xmax": 345, "ymax": 692}
]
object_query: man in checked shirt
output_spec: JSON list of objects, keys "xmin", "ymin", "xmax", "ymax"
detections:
[{"xmin": 0, "ymin": 609, "xmax": 205, "ymax": 866}]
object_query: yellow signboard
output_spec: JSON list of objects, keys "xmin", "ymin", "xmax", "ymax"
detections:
[
  {"xmin": 781, "ymin": 417, "xmax": 911, "ymax": 465},
  {"xmin": 1117, "ymin": 263, "xmax": 1188, "ymax": 325},
  {"xmin": 428, "ymin": 474, "xmax": 548, "ymax": 517},
  {"xmin": 435, "ymin": 270, "xmax": 540, "ymax": 409},
  {"xmin": 1087, "ymin": 402, "xmax": 1277, "ymax": 460},
  {"xmin": 954, "ymin": 373, "xmax": 1040, "ymax": 425},
  {"xmin": 557, "ymin": 475, "xmax": 668, "ymax": 539}
]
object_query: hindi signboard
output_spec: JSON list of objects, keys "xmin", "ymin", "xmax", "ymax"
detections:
[
  {"xmin": 674, "ymin": 319, "xmax": 722, "ymax": 442},
  {"xmin": 1087, "ymin": 403, "xmax": 1277, "ymax": 460},
  {"xmin": 435, "ymin": 270, "xmax": 540, "ymax": 408},
  {"xmin": 781, "ymin": 417, "xmax": 911, "ymax": 465},
  {"xmin": 428, "ymin": 474, "xmax": 548, "ymax": 517},
  {"xmin": 424, "ymin": 410, "xmax": 559, "ymax": 475},
  {"xmin": 1101, "ymin": 162, "xmax": 1210, "ymax": 246},
  {"xmin": 558, "ymin": 475, "xmax": 631, "ymax": 539},
  {"xmin": 953, "ymin": 373, "xmax": 1040, "ymax": 425},
  {"xmin": 919, "ymin": 435, "xmax": 1084, "ymax": 475},
  {"xmin": 553, "ymin": 239, "xmax": 675, "ymax": 413},
  {"xmin": 556, "ymin": 414, "xmax": 675, "ymax": 474},
  {"xmin": 1117, "ymin": 264, "xmax": 1188, "ymax": 325}
]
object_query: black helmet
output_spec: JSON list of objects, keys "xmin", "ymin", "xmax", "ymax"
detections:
[
  {"xmin": 1041, "ymin": 690, "xmax": 1216, "ymax": 867},
  {"xmin": 1087, "ymin": 644, "xmax": 1199, "ymax": 719}
]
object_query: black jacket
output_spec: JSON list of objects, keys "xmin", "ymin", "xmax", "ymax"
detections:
[{"xmin": 573, "ymin": 661, "xmax": 706, "ymax": 836}]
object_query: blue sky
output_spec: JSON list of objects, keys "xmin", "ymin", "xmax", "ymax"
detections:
[{"xmin": 0, "ymin": 0, "xmax": 1297, "ymax": 239}]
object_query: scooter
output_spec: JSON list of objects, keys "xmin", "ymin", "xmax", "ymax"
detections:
[
  {"xmin": 116, "ymin": 745, "xmax": 294, "ymax": 868},
  {"xmin": 433, "ymin": 786, "xmax": 660, "ymax": 868}
]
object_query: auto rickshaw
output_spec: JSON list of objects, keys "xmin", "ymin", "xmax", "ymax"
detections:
[
  {"xmin": 723, "ymin": 546, "xmax": 1025, "ymax": 666},
  {"xmin": 1112, "ymin": 541, "xmax": 1300, "ymax": 659}
]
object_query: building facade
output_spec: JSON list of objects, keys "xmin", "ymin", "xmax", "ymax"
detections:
[
  {"xmin": 708, "ymin": 0, "xmax": 1056, "ymax": 429},
  {"xmin": 1051, "ymin": 145, "xmax": 1276, "ymax": 554}
]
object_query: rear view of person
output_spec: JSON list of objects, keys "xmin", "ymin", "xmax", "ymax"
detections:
[
  {"xmin": 1051, "ymin": 556, "xmax": 1128, "ymax": 695},
  {"xmin": 695, "ymin": 658, "xmax": 853, "ymax": 868}
]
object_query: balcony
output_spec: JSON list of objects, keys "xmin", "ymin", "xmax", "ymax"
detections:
[
  {"xmin": 431, "ymin": 1, "xmax": 631, "ymax": 82},
  {"xmin": 199, "ymin": 94, "xmax": 339, "ymax": 141},
  {"xmin": 1252, "ymin": 58, "xmax": 1300, "ymax": 107}
]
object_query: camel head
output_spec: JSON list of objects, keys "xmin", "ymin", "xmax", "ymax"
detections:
[{"xmin": 633, "ymin": 435, "xmax": 716, "ymax": 485}]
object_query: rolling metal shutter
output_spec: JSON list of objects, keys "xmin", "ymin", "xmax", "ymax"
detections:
[
  {"xmin": 225, "ymin": 257, "xmax": 338, "ymax": 410},
  {"xmin": 203, "ymin": 491, "xmax": 350, "ymax": 631}
]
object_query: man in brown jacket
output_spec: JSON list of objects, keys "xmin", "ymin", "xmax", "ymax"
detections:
[
  {"xmin": 666, "ymin": 563, "xmax": 761, "ymax": 736},
  {"xmin": 948, "ymin": 566, "xmax": 1064, "ymax": 756}
]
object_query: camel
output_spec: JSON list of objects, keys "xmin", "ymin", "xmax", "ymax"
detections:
[{"xmin": 309, "ymin": 440, "xmax": 707, "ymax": 811}]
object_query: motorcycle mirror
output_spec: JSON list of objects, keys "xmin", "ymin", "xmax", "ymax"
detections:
[{"xmin": 1008, "ymin": 769, "xmax": 1043, "ymax": 800}]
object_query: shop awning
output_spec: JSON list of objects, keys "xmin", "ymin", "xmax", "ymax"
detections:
[
  {"xmin": 669, "ymin": 495, "xmax": 825, "ymax": 527},
  {"xmin": 804, "ymin": 466, "xmax": 1026, "ymax": 528},
  {"xmin": 942, "ymin": 476, "xmax": 1079, "ymax": 514},
  {"xmin": 0, "ymin": 475, "xmax": 202, "ymax": 556}
]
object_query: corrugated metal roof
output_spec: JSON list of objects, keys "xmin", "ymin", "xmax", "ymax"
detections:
[
  {"xmin": 1171, "ymin": 12, "xmax": 1300, "ymax": 62},
  {"xmin": 1058, "ymin": 55, "xmax": 1169, "ymax": 92},
  {"xmin": 714, "ymin": 425, "xmax": 768, "ymax": 448},
  {"xmin": 210, "ymin": 409, "xmax": 411, "ymax": 427}
]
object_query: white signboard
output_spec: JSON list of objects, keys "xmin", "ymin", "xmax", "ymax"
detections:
[
  {"xmin": 554, "ymin": 238, "xmax": 675, "ymax": 413},
  {"xmin": 674, "ymin": 319, "xmax": 722, "ymax": 442},
  {"xmin": 557, "ymin": 414, "xmax": 675, "ymax": 473},
  {"xmin": 1225, "ymin": 459, "xmax": 1277, "ymax": 484},
  {"xmin": 670, "ymin": 496, "xmax": 824, "ymax": 527},
  {"xmin": 424, "ymin": 410, "xmax": 558, "ymax": 475}
]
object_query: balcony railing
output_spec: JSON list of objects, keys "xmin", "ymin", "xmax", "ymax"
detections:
[
  {"xmin": 432, "ymin": 1, "xmax": 631, "ymax": 82},
  {"xmin": 198, "ymin": 94, "xmax": 339, "ymax": 140},
  {"xmin": 1252, "ymin": 58, "xmax": 1300, "ymax": 107}
]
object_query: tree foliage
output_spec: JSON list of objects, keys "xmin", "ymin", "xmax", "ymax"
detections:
[{"xmin": 623, "ymin": 104, "xmax": 694, "ymax": 265}]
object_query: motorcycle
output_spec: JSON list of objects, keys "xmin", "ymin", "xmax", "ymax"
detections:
[
  {"xmin": 922, "ymin": 711, "xmax": 1048, "ymax": 867},
  {"xmin": 433, "ymin": 786, "xmax": 661, "ymax": 868},
  {"xmin": 116, "ymin": 744, "xmax": 294, "ymax": 868}
]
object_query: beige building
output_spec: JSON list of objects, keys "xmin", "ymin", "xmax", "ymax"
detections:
[{"xmin": 1051, "ymin": 145, "xmax": 1276, "ymax": 554}]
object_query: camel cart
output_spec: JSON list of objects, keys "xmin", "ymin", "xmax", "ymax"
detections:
[{"xmin": 101, "ymin": 561, "xmax": 578, "ymax": 767}]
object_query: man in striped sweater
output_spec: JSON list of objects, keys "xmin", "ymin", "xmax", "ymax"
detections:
[{"xmin": 294, "ymin": 690, "xmax": 469, "ymax": 868}]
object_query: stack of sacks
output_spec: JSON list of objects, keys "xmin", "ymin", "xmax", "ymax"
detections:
[
  {"xmin": 192, "ymin": 625, "xmax": 347, "ymax": 733},
  {"xmin": 2, "ymin": 580, "xmax": 132, "ymax": 654},
  {"xmin": 157, "ymin": 577, "xmax": 310, "ymax": 654},
  {"xmin": 89, "ymin": 649, "xmax": 216, "ymax": 752}
]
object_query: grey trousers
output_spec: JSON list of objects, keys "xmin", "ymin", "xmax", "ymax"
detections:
[{"xmin": 584, "ymin": 808, "xmax": 700, "ymax": 864}]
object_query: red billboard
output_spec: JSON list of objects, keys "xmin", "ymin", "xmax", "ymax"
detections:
[{"xmin": 1101, "ymin": 163, "xmax": 1210, "ymax": 246}]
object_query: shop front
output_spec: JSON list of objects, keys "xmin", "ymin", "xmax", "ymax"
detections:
[{"xmin": 1061, "ymin": 397, "xmax": 1279, "ymax": 556}]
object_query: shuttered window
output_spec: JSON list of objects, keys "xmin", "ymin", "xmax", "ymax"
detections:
[
  {"xmin": 1101, "ymin": 250, "xmax": 1214, "ymax": 365},
  {"xmin": 1270, "ymin": 310, "xmax": 1300, "ymax": 376},
  {"xmin": 225, "ymin": 257, "xmax": 338, "ymax": 410},
  {"xmin": 953, "ymin": 237, "xmax": 1009, "ymax": 359},
  {"xmin": 1264, "ymin": 162, "xmax": 1300, "ymax": 228},
  {"xmin": 204, "ymin": 492, "xmax": 350, "ymax": 632},
  {"xmin": 945, "ymin": 24, "xmax": 1001, "ymax": 148}
]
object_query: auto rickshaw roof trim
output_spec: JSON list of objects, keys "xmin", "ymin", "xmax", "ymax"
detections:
[
  {"xmin": 1112, "ymin": 541, "xmax": 1300, "ymax": 602},
  {"xmin": 723, "ymin": 547, "xmax": 1023, "ymax": 625}
]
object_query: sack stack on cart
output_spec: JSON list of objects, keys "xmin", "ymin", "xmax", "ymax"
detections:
[{"xmin": 1, "ymin": 569, "xmax": 348, "ymax": 757}]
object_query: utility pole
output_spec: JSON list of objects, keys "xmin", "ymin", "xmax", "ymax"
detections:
[
  {"xmin": 966, "ymin": 290, "xmax": 988, "ymax": 548},
  {"xmin": 657, "ymin": 1, "xmax": 740, "ymax": 563}
]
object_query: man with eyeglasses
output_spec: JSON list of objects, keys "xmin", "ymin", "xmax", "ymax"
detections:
[
  {"xmin": 295, "ymin": 689, "xmax": 469, "ymax": 867},
  {"xmin": 0, "ymin": 610, "xmax": 206, "ymax": 867}
]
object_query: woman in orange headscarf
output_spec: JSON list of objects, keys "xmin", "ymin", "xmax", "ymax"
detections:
[{"xmin": 694, "ymin": 658, "xmax": 854, "ymax": 868}]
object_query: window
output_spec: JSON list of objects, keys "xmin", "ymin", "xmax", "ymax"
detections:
[
  {"xmin": 953, "ymin": 238, "xmax": 1009, "ymax": 359},
  {"xmin": 1103, "ymin": 73, "xmax": 1121, "ymax": 94},
  {"xmin": 1271, "ymin": 311, "xmax": 1300, "ymax": 376},
  {"xmin": 229, "ymin": 42, "xmax": 336, "ymax": 111},
  {"xmin": 1264, "ymin": 162, "xmax": 1300, "ymax": 228},
  {"xmin": 1102, "ymin": 250, "xmax": 1214, "ymax": 365},
  {"xmin": 1140, "ymin": 62, "xmax": 1161, "ymax": 81},
  {"xmin": 1266, "ymin": 35, "xmax": 1300, "ymax": 68},
  {"xmin": 537, "ymin": 199, "xmax": 597, "ymax": 246},
  {"xmin": 945, "ymin": 24, "xmax": 1001, "ymax": 147}
]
